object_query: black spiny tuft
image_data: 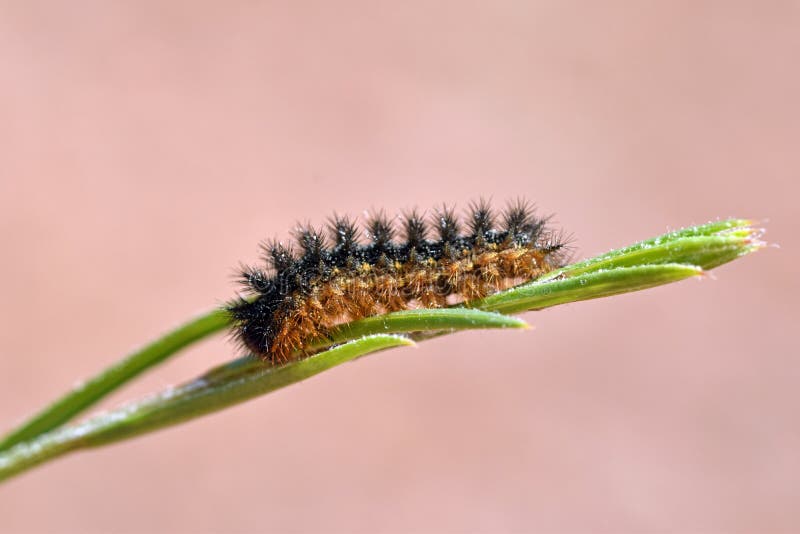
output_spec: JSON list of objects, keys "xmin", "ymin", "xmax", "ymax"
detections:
[
  {"xmin": 261, "ymin": 240, "xmax": 295, "ymax": 274},
  {"xmin": 403, "ymin": 209, "xmax": 427, "ymax": 248},
  {"xmin": 295, "ymin": 225, "xmax": 326, "ymax": 260},
  {"xmin": 433, "ymin": 205, "xmax": 460, "ymax": 243},
  {"xmin": 503, "ymin": 199, "xmax": 542, "ymax": 245},
  {"xmin": 467, "ymin": 198, "xmax": 496, "ymax": 239},
  {"xmin": 328, "ymin": 214, "xmax": 359, "ymax": 253},
  {"xmin": 237, "ymin": 264, "xmax": 272, "ymax": 294},
  {"xmin": 227, "ymin": 296, "xmax": 282, "ymax": 356},
  {"xmin": 366, "ymin": 210, "xmax": 395, "ymax": 248}
]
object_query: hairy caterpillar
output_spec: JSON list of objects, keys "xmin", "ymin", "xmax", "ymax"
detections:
[{"xmin": 227, "ymin": 199, "xmax": 568, "ymax": 362}]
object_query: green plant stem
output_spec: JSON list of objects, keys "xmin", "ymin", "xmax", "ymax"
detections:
[
  {"xmin": 0, "ymin": 309, "xmax": 231, "ymax": 452},
  {"xmin": 539, "ymin": 219, "xmax": 760, "ymax": 281},
  {"xmin": 474, "ymin": 263, "xmax": 702, "ymax": 315},
  {"xmin": 0, "ymin": 310, "xmax": 526, "ymax": 482},
  {"xmin": 0, "ymin": 335, "xmax": 413, "ymax": 483},
  {"xmin": 0, "ymin": 307, "xmax": 524, "ymax": 454},
  {"xmin": 203, "ymin": 308, "xmax": 530, "ymax": 382}
]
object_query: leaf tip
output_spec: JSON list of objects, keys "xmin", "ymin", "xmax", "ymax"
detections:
[{"xmin": 390, "ymin": 335, "xmax": 417, "ymax": 348}]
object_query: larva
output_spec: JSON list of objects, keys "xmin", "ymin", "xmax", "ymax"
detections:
[{"xmin": 227, "ymin": 199, "xmax": 568, "ymax": 362}]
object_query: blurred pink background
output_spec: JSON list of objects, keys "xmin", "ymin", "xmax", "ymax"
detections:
[{"xmin": 0, "ymin": 2, "xmax": 796, "ymax": 532}]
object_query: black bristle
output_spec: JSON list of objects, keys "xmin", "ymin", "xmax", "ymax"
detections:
[
  {"xmin": 237, "ymin": 264, "xmax": 272, "ymax": 294},
  {"xmin": 226, "ymin": 296, "xmax": 251, "ymax": 321},
  {"xmin": 538, "ymin": 228, "xmax": 571, "ymax": 261},
  {"xmin": 503, "ymin": 199, "xmax": 542, "ymax": 244},
  {"xmin": 261, "ymin": 240, "xmax": 295, "ymax": 274},
  {"xmin": 433, "ymin": 205, "xmax": 460, "ymax": 243},
  {"xmin": 467, "ymin": 198, "xmax": 496, "ymax": 237},
  {"xmin": 328, "ymin": 214, "xmax": 359, "ymax": 251},
  {"xmin": 402, "ymin": 209, "xmax": 427, "ymax": 247},
  {"xmin": 227, "ymin": 296, "xmax": 282, "ymax": 355},
  {"xmin": 366, "ymin": 210, "xmax": 395, "ymax": 247},
  {"xmin": 294, "ymin": 225, "xmax": 326, "ymax": 258}
]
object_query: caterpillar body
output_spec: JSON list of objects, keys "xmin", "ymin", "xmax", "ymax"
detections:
[{"xmin": 227, "ymin": 199, "xmax": 568, "ymax": 363}]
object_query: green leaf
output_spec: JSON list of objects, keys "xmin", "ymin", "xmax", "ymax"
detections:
[
  {"xmin": 0, "ymin": 335, "xmax": 414, "ymax": 483},
  {"xmin": 0, "ymin": 309, "xmax": 231, "ymax": 452},
  {"xmin": 476, "ymin": 264, "xmax": 703, "ymax": 315},
  {"xmin": 0, "ymin": 307, "xmax": 525, "ymax": 454},
  {"xmin": 540, "ymin": 218, "xmax": 762, "ymax": 280},
  {"xmin": 198, "ymin": 308, "xmax": 529, "ymax": 384}
]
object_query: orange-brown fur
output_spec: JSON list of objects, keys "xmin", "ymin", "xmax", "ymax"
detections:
[{"xmin": 269, "ymin": 242, "xmax": 555, "ymax": 362}]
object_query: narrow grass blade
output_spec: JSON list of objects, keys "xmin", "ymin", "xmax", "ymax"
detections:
[
  {"xmin": 203, "ymin": 308, "xmax": 530, "ymax": 386},
  {"xmin": 0, "ymin": 309, "xmax": 231, "ymax": 452},
  {"xmin": 0, "ymin": 307, "xmax": 525, "ymax": 453},
  {"xmin": 201, "ymin": 308, "xmax": 528, "ymax": 383},
  {"xmin": 540, "ymin": 219, "xmax": 762, "ymax": 280},
  {"xmin": 0, "ymin": 335, "xmax": 414, "ymax": 483},
  {"xmin": 477, "ymin": 264, "xmax": 703, "ymax": 315}
]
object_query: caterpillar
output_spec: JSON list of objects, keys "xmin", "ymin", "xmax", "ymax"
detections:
[{"xmin": 227, "ymin": 199, "xmax": 568, "ymax": 363}]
